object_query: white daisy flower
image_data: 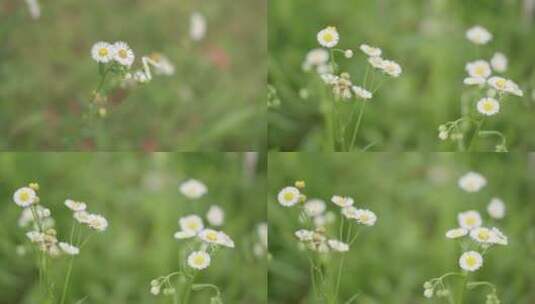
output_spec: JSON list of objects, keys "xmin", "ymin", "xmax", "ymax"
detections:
[
  {"xmin": 355, "ymin": 209, "xmax": 377, "ymax": 226},
  {"xmin": 504, "ymin": 79, "xmax": 523, "ymax": 96},
  {"xmin": 327, "ymin": 239, "xmax": 349, "ymax": 252},
  {"xmin": 13, "ymin": 187, "xmax": 37, "ymax": 208},
  {"xmin": 187, "ymin": 251, "xmax": 211, "ymax": 270},
  {"xmin": 490, "ymin": 227, "xmax": 508, "ymax": 245},
  {"xmin": 190, "ymin": 12, "xmax": 207, "ymax": 41},
  {"xmin": 64, "ymin": 199, "xmax": 87, "ymax": 212},
  {"xmin": 295, "ymin": 229, "xmax": 314, "ymax": 241},
  {"xmin": 466, "ymin": 26, "xmax": 492, "ymax": 45},
  {"xmin": 304, "ymin": 48, "xmax": 330, "ymax": 70},
  {"xmin": 360, "ymin": 44, "xmax": 382, "ymax": 57},
  {"xmin": 341, "ymin": 206, "xmax": 358, "ymax": 219},
  {"xmin": 304, "ymin": 199, "xmax": 326, "ymax": 217},
  {"xmin": 206, "ymin": 205, "xmax": 224, "ymax": 226},
  {"xmin": 458, "ymin": 172, "xmax": 487, "ymax": 192},
  {"xmin": 445, "ymin": 228, "xmax": 468, "ymax": 239},
  {"xmin": 216, "ymin": 231, "xmax": 235, "ymax": 248},
  {"xmin": 490, "ymin": 52, "xmax": 507, "ymax": 73},
  {"xmin": 487, "ymin": 76, "xmax": 522, "ymax": 96},
  {"xmin": 86, "ymin": 214, "xmax": 108, "ymax": 232},
  {"xmin": 459, "ymin": 251, "xmax": 483, "ymax": 271},
  {"xmin": 352, "ymin": 86, "xmax": 372, "ymax": 100},
  {"xmin": 18, "ymin": 205, "xmax": 51, "ymax": 227},
  {"xmin": 198, "ymin": 229, "xmax": 222, "ymax": 244},
  {"xmin": 465, "ymin": 60, "xmax": 491, "ymax": 79},
  {"xmin": 113, "ymin": 41, "xmax": 135, "ymax": 67},
  {"xmin": 463, "ymin": 77, "xmax": 486, "ymax": 86},
  {"xmin": 344, "ymin": 49, "xmax": 354, "ymax": 58},
  {"xmin": 179, "ymin": 215, "xmax": 204, "ymax": 234},
  {"xmin": 91, "ymin": 41, "xmax": 114, "ymax": 63},
  {"xmin": 59, "ymin": 242, "xmax": 80, "ymax": 255},
  {"xmin": 368, "ymin": 56, "xmax": 384, "ymax": 69},
  {"xmin": 180, "ymin": 179, "xmax": 208, "ymax": 199},
  {"xmin": 477, "ymin": 97, "xmax": 500, "ymax": 116},
  {"xmin": 331, "ymin": 195, "xmax": 354, "ymax": 208},
  {"xmin": 469, "ymin": 227, "xmax": 496, "ymax": 244},
  {"xmin": 381, "ymin": 60, "xmax": 402, "ymax": 77},
  {"xmin": 458, "ymin": 210, "xmax": 482, "ymax": 230},
  {"xmin": 277, "ymin": 186, "xmax": 301, "ymax": 207},
  {"xmin": 174, "ymin": 230, "xmax": 196, "ymax": 239},
  {"xmin": 317, "ymin": 26, "xmax": 339, "ymax": 48},
  {"xmin": 487, "ymin": 198, "xmax": 505, "ymax": 219},
  {"xmin": 73, "ymin": 211, "xmax": 91, "ymax": 224}
]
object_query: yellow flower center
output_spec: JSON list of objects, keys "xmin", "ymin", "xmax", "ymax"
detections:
[
  {"xmin": 283, "ymin": 192, "xmax": 295, "ymax": 201},
  {"xmin": 118, "ymin": 49, "xmax": 128, "ymax": 59},
  {"xmin": 475, "ymin": 66, "xmax": 486, "ymax": 76},
  {"xmin": 99, "ymin": 48, "xmax": 109, "ymax": 57},
  {"xmin": 19, "ymin": 191, "xmax": 30, "ymax": 201},
  {"xmin": 465, "ymin": 217, "xmax": 476, "ymax": 226},
  {"xmin": 193, "ymin": 255, "xmax": 205, "ymax": 265},
  {"xmin": 360, "ymin": 214, "xmax": 369, "ymax": 222},
  {"xmin": 482, "ymin": 102, "xmax": 494, "ymax": 112},
  {"xmin": 206, "ymin": 231, "xmax": 218, "ymax": 241},
  {"xmin": 323, "ymin": 33, "xmax": 334, "ymax": 42},
  {"xmin": 465, "ymin": 255, "xmax": 477, "ymax": 267},
  {"xmin": 478, "ymin": 230, "xmax": 490, "ymax": 240},
  {"xmin": 187, "ymin": 222, "xmax": 199, "ymax": 230},
  {"xmin": 496, "ymin": 79, "xmax": 506, "ymax": 88}
]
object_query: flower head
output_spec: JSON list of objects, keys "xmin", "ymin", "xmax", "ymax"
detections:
[
  {"xmin": 458, "ymin": 210, "xmax": 482, "ymax": 230},
  {"xmin": 198, "ymin": 229, "xmax": 223, "ymax": 244},
  {"xmin": 179, "ymin": 215, "xmax": 204, "ymax": 234},
  {"xmin": 64, "ymin": 199, "xmax": 87, "ymax": 212},
  {"xmin": 91, "ymin": 41, "xmax": 113, "ymax": 63},
  {"xmin": 328, "ymin": 239, "xmax": 349, "ymax": 252},
  {"xmin": 13, "ymin": 187, "xmax": 37, "ymax": 208},
  {"xmin": 445, "ymin": 228, "xmax": 468, "ymax": 239},
  {"xmin": 352, "ymin": 86, "xmax": 372, "ymax": 100},
  {"xmin": 360, "ymin": 44, "xmax": 382, "ymax": 57},
  {"xmin": 295, "ymin": 229, "xmax": 314, "ymax": 241},
  {"xmin": 206, "ymin": 205, "xmax": 224, "ymax": 226},
  {"xmin": 458, "ymin": 172, "xmax": 487, "ymax": 192},
  {"xmin": 463, "ymin": 77, "xmax": 486, "ymax": 86},
  {"xmin": 187, "ymin": 251, "xmax": 211, "ymax": 270},
  {"xmin": 331, "ymin": 195, "xmax": 354, "ymax": 208},
  {"xmin": 459, "ymin": 251, "xmax": 483, "ymax": 271},
  {"xmin": 355, "ymin": 209, "xmax": 377, "ymax": 226},
  {"xmin": 470, "ymin": 227, "xmax": 496, "ymax": 244},
  {"xmin": 113, "ymin": 41, "xmax": 135, "ymax": 67},
  {"xmin": 381, "ymin": 60, "xmax": 402, "ymax": 77},
  {"xmin": 490, "ymin": 52, "xmax": 507, "ymax": 73},
  {"xmin": 190, "ymin": 12, "xmax": 207, "ymax": 41},
  {"xmin": 304, "ymin": 199, "xmax": 326, "ymax": 217},
  {"xmin": 278, "ymin": 186, "xmax": 301, "ymax": 207},
  {"xmin": 317, "ymin": 26, "xmax": 339, "ymax": 48},
  {"xmin": 477, "ymin": 97, "xmax": 500, "ymax": 116},
  {"xmin": 59, "ymin": 242, "xmax": 80, "ymax": 255},
  {"xmin": 86, "ymin": 214, "xmax": 108, "ymax": 232},
  {"xmin": 368, "ymin": 56, "xmax": 384, "ymax": 69},
  {"xmin": 466, "ymin": 26, "xmax": 492, "ymax": 45},
  {"xmin": 466, "ymin": 60, "xmax": 491, "ymax": 79},
  {"xmin": 487, "ymin": 198, "xmax": 505, "ymax": 219},
  {"xmin": 180, "ymin": 179, "xmax": 207, "ymax": 199}
]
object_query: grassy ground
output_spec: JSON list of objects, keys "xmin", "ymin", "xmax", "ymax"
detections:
[
  {"xmin": 268, "ymin": 152, "xmax": 535, "ymax": 303},
  {"xmin": 0, "ymin": 0, "xmax": 266, "ymax": 151},
  {"xmin": 0, "ymin": 152, "xmax": 266, "ymax": 303},
  {"xmin": 268, "ymin": 0, "xmax": 535, "ymax": 151}
]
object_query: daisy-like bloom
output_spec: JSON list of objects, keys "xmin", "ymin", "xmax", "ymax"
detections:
[
  {"xmin": 458, "ymin": 210, "xmax": 482, "ymax": 230},
  {"xmin": 180, "ymin": 179, "xmax": 208, "ymax": 199},
  {"xmin": 344, "ymin": 49, "xmax": 354, "ymax": 58},
  {"xmin": 355, "ymin": 209, "xmax": 377, "ymax": 226},
  {"xmin": 216, "ymin": 231, "xmax": 235, "ymax": 248},
  {"xmin": 490, "ymin": 52, "xmax": 507, "ymax": 73},
  {"xmin": 86, "ymin": 214, "xmax": 108, "ymax": 231},
  {"xmin": 190, "ymin": 12, "xmax": 207, "ymax": 41},
  {"xmin": 59, "ymin": 242, "xmax": 80, "ymax": 255},
  {"xmin": 487, "ymin": 198, "xmax": 505, "ymax": 219},
  {"xmin": 303, "ymin": 48, "xmax": 330, "ymax": 71},
  {"xmin": 177, "ymin": 214, "xmax": 204, "ymax": 238},
  {"xmin": 360, "ymin": 44, "xmax": 382, "ymax": 57},
  {"xmin": 445, "ymin": 227, "xmax": 468, "ymax": 239},
  {"xmin": 73, "ymin": 211, "xmax": 91, "ymax": 224},
  {"xmin": 352, "ymin": 86, "xmax": 372, "ymax": 100},
  {"xmin": 331, "ymin": 195, "xmax": 354, "ymax": 208},
  {"xmin": 490, "ymin": 227, "xmax": 508, "ymax": 245},
  {"xmin": 198, "ymin": 229, "xmax": 222, "ymax": 244},
  {"xmin": 91, "ymin": 41, "xmax": 114, "ymax": 63},
  {"xmin": 187, "ymin": 251, "xmax": 211, "ymax": 270},
  {"xmin": 477, "ymin": 97, "xmax": 500, "ymax": 116},
  {"xmin": 113, "ymin": 41, "xmax": 135, "ymax": 67},
  {"xmin": 503, "ymin": 79, "xmax": 523, "ymax": 96},
  {"xmin": 381, "ymin": 60, "xmax": 402, "ymax": 77},
  {"xmin": 487, "ymin": 77, "xmax": 523, "ymax": 96},
  {"xmin": 465, "ymin": 60, "xmax": 491, "ymax": 79},
  {"xmin": 317, "ymin": 26, "xmax": 339, "ymax": 48},
  {"xmin": 341, "ymin": 206, "xmax": 358, "ymax": 219},
  {"xmin": 304, "ymin": 199, "xmax": 326, "ymax": 217},
  {"xmin": 459, "ymin": 251, "xmax": 483, "ymax": 271},
  {"xmin": 13, "ymin": 187, "xmax": 37, "ymax": 208},
  {"xmin": 469, "ymin": 227, "xmax": 496, "ymax": 244},
  {"xmin": 463, "ymin": 77, "xmax": 486, "ymax": 86},
  {"xmin": 466, "ymin": 26, "xmax": 492, "ymax": 45},
  {"xmin": 458, "ymin": 172, "xmax": 487, "ymax": 192},
  {"xmin": 332, "ymin": 73, "xmax": 353, "ymax": 100},
  {"xmin": 206, "ymin": 205, "xmax": 224, "ymax": 226},
  {"xmin": 277, "ymin": 186, "xmax": 301, "ymax": 207},
  {"xmin": 147, "ymin": 53, "xmax": 175, "ymax": 76},
  {"xmin": 64, "ymin": 199, "xmax": 87, "ymax": 212},
  {"xmin": 368, "ymin": 56, "xmax": 384, "ymax": 69},
  {"xmin": 295, "ymin": 229, "xmax": 314, "ymax": 241},
  {"xmin": 328, "ymin": 239, "xmax": 349, "ymax": 252}
]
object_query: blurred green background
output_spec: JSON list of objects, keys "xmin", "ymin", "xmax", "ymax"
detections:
[
  {"xmin": 0, "ymin": 152, "xmax": 266, "ymax": 303},
  {"xmin": 268, "ymin": 152, "xmax": 535, "ymax": 303},
  {"xmin": 0, "ymin": 0, "xmax": 266, "ymax": 151},
  {"xmin": 268, "ymin": 0, "xmax": 535, "ymax": 151}
]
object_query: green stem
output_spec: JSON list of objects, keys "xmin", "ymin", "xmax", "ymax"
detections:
[
  {"xmin": 331, "ymin": 254, "xmax": 346, "ymax": 304},
  {"xmin": 457, "ymin": 273, "xmax": 468, "ymax": 304},
  {"xmin": 60, "ymin": 256, "xmax": 75, "ymax": 304},
  {"xmin": 467, "ymin": 118, "xmax": 485, "ymax": 151},
  {"xmin": 349, "ymin": 102, "xmax": 367, "ymax": 151}
]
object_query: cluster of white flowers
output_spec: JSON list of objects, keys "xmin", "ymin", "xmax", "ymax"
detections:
[
  {"xmin": 425, "ymin": 171, "xmax": 508, "ymax": 301},
  {"xmin": 438, "ymin": 26, "xmax": 523, "ymax": 151},
  {"xmin": 13, "ymin": 183, "xmax": 107, "ymax": 258},
  {"xmin": 151, "ymin": 179, "xmax": 233, "ymax": 298},
  {"xmin": 91, "ymin": 41, "xmax": 135, "ymax": 67},
  {"xmin": 278, "ymin": 181, "xmax": 376, "ymax": 254}
]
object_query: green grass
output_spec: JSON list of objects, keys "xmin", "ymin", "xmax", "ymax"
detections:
[
  {"xmin": 268, "ymin": 0, "xmax": 535, "ymax": 151},
  {"xmin": 268, "ymin": 152, "xmax": 535, "ymax": 303},
  {"xmin": 0, "ymin": 152, "xmax": 266, "ymax": 303},
  {"xmin": 0, "ymin": 0, "xmax": 266, "ymax": 150}
]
